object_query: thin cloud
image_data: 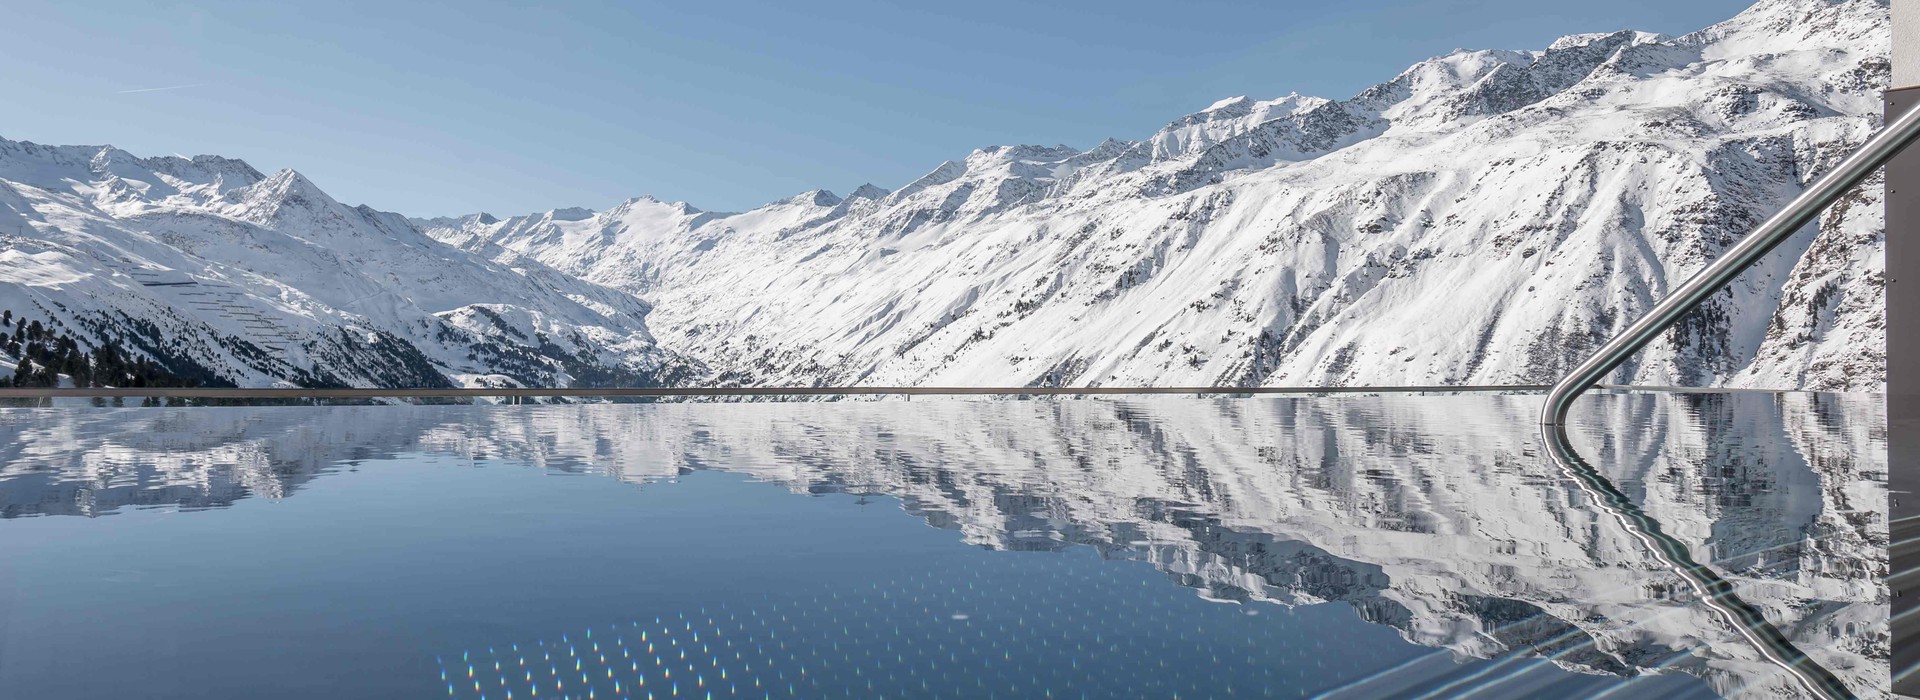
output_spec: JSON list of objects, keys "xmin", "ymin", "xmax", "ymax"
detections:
[{"xmin": 116, "ymin": 83, "xmax": 203, "ymax": 94}]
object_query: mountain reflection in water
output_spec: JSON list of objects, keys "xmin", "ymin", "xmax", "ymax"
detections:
[{"xmin": 0, "ymin": 393, "xmax": 1887, "ymax": 698}]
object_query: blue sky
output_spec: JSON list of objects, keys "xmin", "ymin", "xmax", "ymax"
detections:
[{"xmin": 1, "ymin": 0, "xmax": 1753, "ymax": 216}]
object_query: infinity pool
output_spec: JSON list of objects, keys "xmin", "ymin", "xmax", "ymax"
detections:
[{"xmin": 0, "ymin": 393, "xmax": 1887, "ymax": 698}]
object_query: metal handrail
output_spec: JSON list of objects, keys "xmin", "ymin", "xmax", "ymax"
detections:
[
  {"xmin": 1523, "ymin": 103, "xmax": 1920, "ymax": 700},
  {"xmin": 1540, "ymin": 425, "xmax": 1854, "ymax": 699},
  {"xmin": 1541, "ymin": 103, "xmax": 1920, "ymax": 425}
]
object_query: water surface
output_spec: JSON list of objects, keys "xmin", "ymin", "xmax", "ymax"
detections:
[{"xmin": 0, "ymin": 393, "xmax": 1887, "ymax": 698}]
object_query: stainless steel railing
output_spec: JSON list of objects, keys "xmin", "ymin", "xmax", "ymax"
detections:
[
  {"xmin": 1541, "ymin": 103, "xmax": 1920, "ymax": 426},
  {"xmin": 1529, "ymin": 105, "xmax": 1920, "ymax": 700},
  {"xmin": 1542, "ymin": 424, "xmax": 1856, "ymax": 699}
]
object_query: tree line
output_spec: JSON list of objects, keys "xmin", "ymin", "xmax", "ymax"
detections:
[{"xmin": 4, "ymin": 309, "xmax": 199, "ymax": 388}]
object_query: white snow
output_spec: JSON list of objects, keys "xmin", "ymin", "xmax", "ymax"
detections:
[
  {"xmin": 0, "ymin": 140, "xmax": 675, "ymax": 388},
  {"xmin": 418, "ymin": 0, "xmax": 1891, "ymax": 392},
  {"xmin": 0, "ymin": 0, "xmax": 1890, "ymax": 392}
]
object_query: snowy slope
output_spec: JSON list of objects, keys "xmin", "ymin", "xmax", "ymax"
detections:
[
  {"xmin": 423, "ymin": 0, "xmax": 1892, "ymax": 391},
  {"xmin": 0, "ymin": 141, "xmax": 689, "ymax": 388}
]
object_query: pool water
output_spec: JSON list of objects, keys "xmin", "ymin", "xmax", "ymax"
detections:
[{"xmin": 0, "ymin": 393, "xmax": 1887, "ymax": 698}]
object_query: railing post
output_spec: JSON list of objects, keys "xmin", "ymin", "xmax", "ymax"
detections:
[{"xmin": 1890, "ymin": 0, "xmax": 1920, "ymax": 691}]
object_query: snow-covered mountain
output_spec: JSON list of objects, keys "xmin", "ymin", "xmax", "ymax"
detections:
[
  {"xmin": 0, "ymin": 0, "xmax": 1888, "ymax": 391},
  {"xmin": 0, "ymin": 142, "xmax": 692, "ymax": 389},
  {"xmin": 422, "ymin": 0, "xmax": 1891, "ymax": 391},
  {"xmin": 0, "ymin": 393, "xmax": 1886, "ymax": 697}
]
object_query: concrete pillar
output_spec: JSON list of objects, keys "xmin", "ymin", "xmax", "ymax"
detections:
[{"xmin": 1891, "ymin": 1, "xmax": 1920, "ymax": 694}]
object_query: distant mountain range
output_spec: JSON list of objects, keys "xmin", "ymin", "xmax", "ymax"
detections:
[
  {"xmin": 0, "ymin": 146, "xmax": 690, "ymax": 388},
  {"xmin": 0, "ymin": 0, "xmax": 1892, "ymax": 390}
]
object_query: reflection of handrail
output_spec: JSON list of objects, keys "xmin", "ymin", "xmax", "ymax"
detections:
[
  {"xmin": 1540, "ymin": 423, "xmax": 1854, "ymax": 700},
  {"xmin": 1541, "ymin": 104, "xmax": 1920, "ymax": 426}
]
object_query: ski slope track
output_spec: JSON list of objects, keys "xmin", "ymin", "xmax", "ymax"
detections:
[{"xmin": 0, "ymin": 0, "xmax": 1895, "ymax": 391}]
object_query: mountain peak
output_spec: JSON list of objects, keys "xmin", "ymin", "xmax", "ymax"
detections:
[
  {"xmin": 608, "ymin": 195, "xmax": 708, "ymax": 217},
  {"xmin": 88, "ymin": 145, "xmax": 137, "ymax": 169},
  {"xmin": 1203, "ymin": 95, "xmax": 1252, "ymax": 112},
  {"xmin": 1689, "ymin": 0, "xmax": 1884, "ymax": 52},
  {"xmin": 224, "ymin": 168, "xmax": 336, "ymax": 211},
  {"xmin": 971, "ymin": 144, "xmax": 1080, "ymax": 160},
  {"xmin": 546, "ymin": 206, "xmax": 596, "ymax": 222},
  {"xmin": 260, "ymin": 168, "xmax": 309, "ymax": 187},
  {"xmin": 847, "ymin": 183, "xmax": 890, "ymax": 201},
  {"xmin": 1546, "ymin": 29, "xmax": 1667, "ymax": 52},
  {"xmin": 207, "ymin": 167, "xmax": 392, "ymax": 238},
  {"xmin": 789, "ymin": 189, "xmax": 842, "ymax": 207}
]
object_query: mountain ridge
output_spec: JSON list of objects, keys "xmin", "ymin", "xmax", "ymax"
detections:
[
  {"xmin": 0, "ymin": 0, "xmax": 1893, "ymax": 392},
  {"xmin": 0, "ymin": 138, "xmax": 693, "ymax": 390},
  {"xmin": 419, "ymin": 0, "xmax": 1891, "ymax": 391}
]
